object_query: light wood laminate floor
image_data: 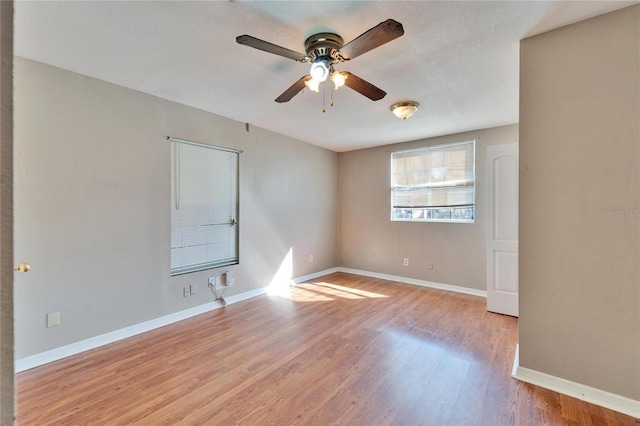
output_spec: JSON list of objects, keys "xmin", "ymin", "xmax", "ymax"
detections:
[{"xmin": 17, "ymin": 273, "xmax": 638, "ymax": 425}]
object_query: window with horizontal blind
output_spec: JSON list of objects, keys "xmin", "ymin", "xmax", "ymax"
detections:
[
  {"xmin": 391, "ymin": 140, "xmax": 475, "ymax": 223},
  {"xmin": 170, "ymin": 137, "xmax": 239, "ymax": 276}
]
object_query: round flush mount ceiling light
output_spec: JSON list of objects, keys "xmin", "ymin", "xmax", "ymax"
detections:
[{"xmin": 390, "ymin": 101, "xmax": 419, "ymax": 120}]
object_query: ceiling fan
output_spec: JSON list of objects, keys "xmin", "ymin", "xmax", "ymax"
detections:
[{"xmin": 236, "ymin": 19, "xmax": 404, "ymax": 103}]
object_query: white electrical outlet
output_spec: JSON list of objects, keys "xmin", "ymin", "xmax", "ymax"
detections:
[
  {"xmin": 46, "ymin": 311, "xmax": 60, "ymax": 328},
  {"xmin": 309, "ymin": 254, "xmax": 314, "ymax": 263},
  {"xmin": 403, "ymin": 258, "xmax": 409, "ymax": 266},
  {"xmin": 183, "ymin": 286, "xmax": 190, "ymax": 297}
]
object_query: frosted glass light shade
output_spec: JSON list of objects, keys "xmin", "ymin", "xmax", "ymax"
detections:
[
  {"xmin": 310, "ymin": 59, "xmax": 330, "ymax": 82},
  {"xmin": 390, "ymin": 101, "xmax": 419, "ymax": 120},
  {"xmin": 305, "ymin": 78, "xmax": 320, "ymax": 93},
  {"xmin": 331, "ymin": 71, "xmax": 347, "ymax": 89}
]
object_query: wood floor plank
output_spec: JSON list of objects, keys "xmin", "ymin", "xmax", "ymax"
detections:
[
  {"xmin": 16, "ymin": 273, "xmax": 639, "ymax": 425},
  {"xmin": 397, "ymin": 353, "xmax": 471, "ymax": 426}
]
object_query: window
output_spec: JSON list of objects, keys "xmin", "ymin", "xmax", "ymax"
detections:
[
  {"xmin": 170, "ymin": 137, "xmax": 239, "ymax": 275},
  {"xmin": 391, "ymin": 140, "xmax": 475, "ymax": 223}
]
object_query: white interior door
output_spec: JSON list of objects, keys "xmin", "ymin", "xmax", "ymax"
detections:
[{"xmin": 487, "ymin": 143, "xmax": 519, "ymax": 317}]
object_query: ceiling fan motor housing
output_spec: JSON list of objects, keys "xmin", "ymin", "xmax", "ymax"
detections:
[{"xmin": 304, "ymin": 32, "xmax": 345, "ymax": 63}]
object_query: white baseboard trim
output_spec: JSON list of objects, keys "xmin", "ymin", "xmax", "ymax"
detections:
[
  {"xmin": 16, "ymin": 267, "xmax": 343, "ymax": 373},
  {"xmin": 512, "ymin": 344, "xmax": 640, "ymax": 418},
  {"xmin": 337, "ymin": 267, "xmax": 487, "ymax": 298},
  {"xmin": 15, "ymin": 286, "xmax": 268, "ymax": 373},
  {"xmin": 15, "ymin": 266, "xmax": 478, "ymax": 373},
  {"xmin": 293, "ymin": 267, "xmax": 339, "ymax": 284}
]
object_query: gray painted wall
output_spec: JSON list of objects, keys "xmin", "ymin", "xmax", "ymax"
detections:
[
  {"xmin": 338, "ymin": 124, "xmax": 518, "ymax": 291},
  {"xmin": 519, "ymin": 5, "xmax": 639, "ymax": 400},
  {"xmin": 14, "ymin": 57, "xmax": 338, "ymax": 358}
]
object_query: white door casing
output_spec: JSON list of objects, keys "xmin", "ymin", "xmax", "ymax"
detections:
[{"xmin": 487, "ymin": 143, "xmax": 519, "ymax": 317}]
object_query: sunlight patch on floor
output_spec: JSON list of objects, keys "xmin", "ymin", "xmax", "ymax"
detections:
[
  {"xmin": 296, "ymin": 283, "xmax": 363, "ymax": 299},
  {"xmin": 284, "ymin": 287, "xmax": 335, "ymax": 302},
  {"xmin": 266, "ymin": 250, "xmax": 389, "ymax": 302},
  {"xmin": 272, "ymin": 280, "xmax": 389, "ymax": 302},
  {"xmin": 313, "ymin": 282, "xmax": 388, "ymax": 298}
]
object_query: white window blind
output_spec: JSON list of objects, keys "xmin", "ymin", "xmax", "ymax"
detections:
[
  {"xmin": 391, "ymin": 140, "xmax": 475, "ymax": 222},
  {"xmin": 170, "ymin": 138, "xmax": 239, "ymax": 275}
]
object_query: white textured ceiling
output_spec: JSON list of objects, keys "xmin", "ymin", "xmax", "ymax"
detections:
[{"xmin": 15, "ymin": 1, "xmax": 635, "ymax": 152}]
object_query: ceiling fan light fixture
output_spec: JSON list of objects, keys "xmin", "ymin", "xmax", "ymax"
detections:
[
  {"xmin": 310, "ymin": 58, "xmax": 330, "ymax": 82},
  {"xmin": 390, "ymin": 101, "xmax": 419, "ymax": 120},
  {"xmin": 304, "ymin": 78, "xmax": 321, "ymax": 93},
  {"xmin": 330, "ymin": 71, "xmax": 347, "ymax": 90}
]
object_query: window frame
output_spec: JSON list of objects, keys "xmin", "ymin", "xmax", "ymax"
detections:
[
  {"xmin": 169, "ymin": 137, "xmax": 240, "ymax": 276},
  {"xmin": 390, "ymin": 140, "xmax": 476, "ymax": 224}
]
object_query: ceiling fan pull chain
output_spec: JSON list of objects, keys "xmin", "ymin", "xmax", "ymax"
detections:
[{"xmin": 322, "ymin": 89, "xmax": 326, "ymax": 113}]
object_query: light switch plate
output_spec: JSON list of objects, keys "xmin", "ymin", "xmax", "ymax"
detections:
[{"xmin": 47, "ymin": 311, "xmax": 60, "ymax": 328}]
